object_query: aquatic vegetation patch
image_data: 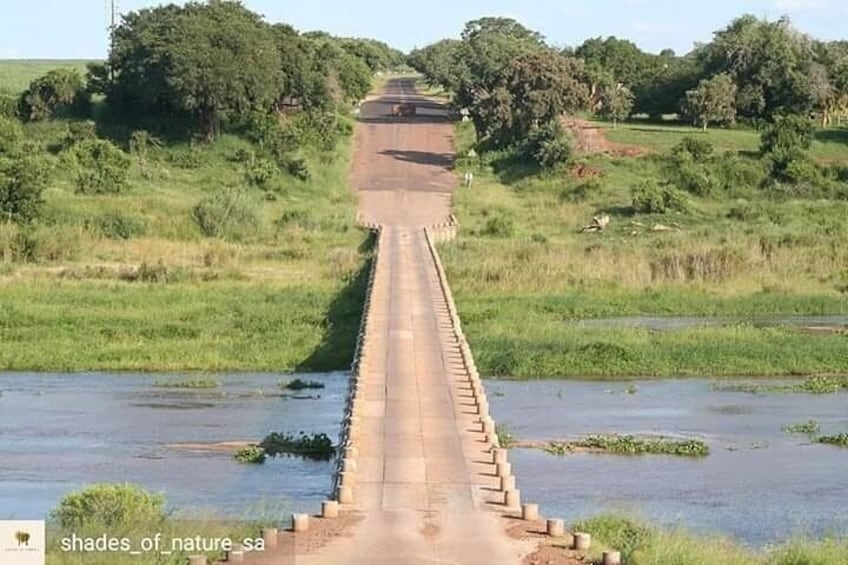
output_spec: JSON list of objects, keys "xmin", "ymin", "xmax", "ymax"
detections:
[
  {"xmin": 782, "ymin": 420, "xmax": 820, "ymax": 434},
  {"xmin": 818, "ymin": 433, "xmax": 848, "ymax": 447},
  {"xmin": 154, "ymin": 378, "xmax": 219, "ymax": 389},
  {"xmin": 712, "ymin": 376, "xmax": 848, "ymax": 395},
  {"xmin": 496, "ymin": 424, "xmax": 514, "ymax": 448},
  {"xmin": 279, "ymin": 378, "xmax": 325, "ymax": 391},
  {"xmin": 234, "ymin": 445, "xmax": 266, "ymax": 464},
  {"xmin": 544, "ymin": 434, "xmax": 709, "ymax": 457},
  {"xmin": 259, "ymin": 432, "xmax": 334, "ymax": 460}
]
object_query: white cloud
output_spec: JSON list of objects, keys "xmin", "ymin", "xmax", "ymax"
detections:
[{"xmin": 773, "ymin": 0, "xmax": 831, "ymax": 11}]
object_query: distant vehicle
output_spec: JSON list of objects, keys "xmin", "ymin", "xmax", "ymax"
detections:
[{"xmin": 391, "ymin": 103, "xmax": 416, "ymax": 117}]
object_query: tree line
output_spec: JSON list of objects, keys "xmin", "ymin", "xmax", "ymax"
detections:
[
  {"xmin": 409, "ymin": 15, "xmax": 848, "ymax": 144},
  {"xmin": 1, "ymin": 0, "xmax": 404, "ymax": 228}
]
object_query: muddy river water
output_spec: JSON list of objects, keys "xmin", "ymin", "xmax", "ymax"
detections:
[{"xmin": 1, "ymin": 373, "xmax": 846, "ymax": 546}]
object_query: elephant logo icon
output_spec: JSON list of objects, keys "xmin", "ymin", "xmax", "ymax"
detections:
[{"xmin": 15, "ymin": 530, "xmax": 30, "ymax": 547}]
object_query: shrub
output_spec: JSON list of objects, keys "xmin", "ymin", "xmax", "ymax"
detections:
[
  {"xmin": 4, "ymin": 225, "xmax": 81, "ymax": 262},
  {"xmin": 168, "ymin": 145, "xmax": 204, "ymax": 169},
  {"xmin": 0, "ymin": 116, "xmax": 24, "ymax": 154},
  {"xmin": 672, "ymin": 136, "xmax": 714, "ymax": 163},
  {"xmin": 119, "ymin": 261, "xmax": 187, "ymax": 283},
  {"xmin": 0, "ymin": 154, "xmax": 51, "ymax": 223},
  {"xmin": 481, "ymin": 213, "xmax": 515, "ymax": 237},
  {"xmin": 760, "ymin": 114, "xmax": 815, "ymax": 182},
  {"xmin": 0, "ymin": 92, "xmax": 19, "ymax": 119},
  {"xmin": 63, "ymin": 121, "xmax": 97, "ymax": 149},
  {"xmin": 52, "ymin": 483, "xmax": 165, "ymax": 529},
  {"xmin": 192, "ymin": 186, "xmax": 262, "ymax": 241},
  {"xmin": 20, "ymin": 69, "xmax": 90, "ymax": 121},
  {"xmin": 631, "ymin": 180, "xmax": 689, "ymax": 214},
  {"xmin": 282, "ymin": 155, "xmax": 311, "ymax": 181},
  {"xmin": 524, "ymin": 121, "xmax": 573, "ymax": 170},
  {"xmin": 95, "ymin": 212, "xmax": 148, "ymax": 240},
  {"xmin": 665, "ymin": 156, "xmax": 720, "ymax": 196},
  {"xmin": 73, "ymin": 139, "xmax": 131, "ymax": 194},
  {"xmin": 280, "ymin": 378, "xmax": 325, "ymax": 391},
  {"xmin": 243, "ymin": 156, "xmax": 278, "ymax": 188}
]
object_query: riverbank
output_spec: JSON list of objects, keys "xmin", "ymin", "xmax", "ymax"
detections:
[{"xmin": 443, "ymin": 120, "xmax": 848, "ymax": 379}]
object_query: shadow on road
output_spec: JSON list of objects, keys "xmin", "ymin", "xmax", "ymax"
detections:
[
  {"xmin": 296, "ymin": 232, "xmax": 375, "ymax": 372},
  {"xmin": 379, "ymin": 149, "xmax": 454, "ymax": 168}
]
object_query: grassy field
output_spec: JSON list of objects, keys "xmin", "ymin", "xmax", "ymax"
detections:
[
  {"xmin": 0, "ymin": 102, "xmax": 369, "ymax": 372},
  {"xmin": 597, "ymin": 118, "xmax": 848, "ymax": 161},
  {"xmin": 0, "ymin": 59, "xmax": 95, "ymax": 93},
  {"xmin": 444, "ymin": 120, "xmax": 848, "ymax": 379},
  {"xmin": 575, "ymin": 514, "xmax": 848, "ymax": 565}
]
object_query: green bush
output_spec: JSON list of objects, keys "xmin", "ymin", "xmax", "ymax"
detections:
[
  {"xmin": 481, "ymin": 213, "xmax": 515, "ymax": 237},
  {"xmin": 0, "ymin": 92, "xmax": 19, "ymax": 119},
  {"xmin": 52, "ymin": 483, "xmax": 165, "ymax": 529},
  {"xmin": 168, "ymin": 145, "xmax": 204, "ymax": 169},
  {"xmin": 1, "ymin": 224, "xmax": 80, "ymax": 262},
  {"xmin": 73, "ymin": 139, "xmax": 132, "ymax": 194},
  {"xmin": 95, "ymin": 212, "xmax": 148, "ymax": 240},
  {"xmin": 243, "ymin": 156, "xmax": 278, "ymax": 188},
  {"xmin": 0, "ymin": 153, "xmax": 52, "ymax": 223},
  {"xmin": 119, "ymin": 261, "xmax": 187, "ymax": 283},
  {"xmin": 671, "ymin": 136, "xmax": 714, "ymax": 163},
  {"xmin": 524, "ymin": 121, "xmax": 573, "ymax": 170},
  {"xmin": 192, "ymin": 186, "xmax": 262, "ymax": 241},
  {"xmin": 282, "ymin": 155, "xmax": 311, "ymax": 181},
  {"xmin": 63, "ymin": 120, "xmax": 97, "ymax": 149},
  {"xmin": 259, "ymin": 432, "xmax": 335, "ymax": 460},
  {"xmin": 20, "ymin": 68, "xmax": 90, "ymax": 121},
  {"xmin": 0, "ymin": 116, "xmax": 24, "ymax": 154},
  {"xmin": 631, "ymin": 180, "xmax": 689, "ymax": 214}
]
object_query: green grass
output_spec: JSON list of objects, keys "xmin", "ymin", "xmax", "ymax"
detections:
[
  {"xmin": 445, "ymin": 119, "xmax": 848, "ymax": 379},
  {"xmin": 0, "ymin": 114, "xmax": 370, "ymax": 372},
  {"xmin": 234, "ymin": 445, "xmax": 266, "ymax": 464},
  {"xmin": 574, "ymin": 513, "xmax": 848, "ymax": 564},
  {"xmin": 598, "ymin": 118, "xmax": 848, "ymax": 162},
  {"xmin": 713, "ymin": 377, "xmax": 848, "ymax": 394},
  {"xmin": 0, "ymin": 59, "xmax": 96, "ymax": 94},
  {"xmin": 544, "ymin": 435, "xmax": 709, "ymax": 457}
]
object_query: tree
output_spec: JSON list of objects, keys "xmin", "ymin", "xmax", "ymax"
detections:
[
  {"xmin": 107, "ymin": 1, "xmax": 283, "ymax": 140},
  {"xmin": 20, "ymin": 69, "xmax": 90, "ymax": 121},
  {"xmin": 697, "ymin": 15, "xmax": 817, "ymax": 121},
  {"xmin": 682, "ymin": 73, "xmax": 737, "ymax": 131},
  {"xmin": 598, "ymin": 83, "xmax": 634, "ymax": 128},
  {"xmin": 473, "ymin": 50, "xmax": 588, "ymax": 148},
  {"xmin": 759, "ymin": 113, "xmax": 815, "ymax": 181}
]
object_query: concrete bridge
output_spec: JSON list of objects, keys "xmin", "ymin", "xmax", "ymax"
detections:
[{"xmin": 214, "ymin": 79, "xmax": 611, "ymax": 565}]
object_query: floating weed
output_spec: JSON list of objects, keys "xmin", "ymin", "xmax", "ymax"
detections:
[
  {"xmin": 259, "ymin": 432, "xmax": 334, "ymax": 460},
  {"xmin": 154, "ymin": 378, "xmax": 219, "ymax": 389},
  {"xmin": 782, "ymin": 420, "xmax": 820, "ymax": 435},
  {"xmin": 818, "ymin": 433, "xmax": 848, "ymax": 448},
  {"xmin": 234, "ymin": 445, "xmax": 266, "ymax": 464},
  {"xmin": 545, "ymin": 434, "xmax": 709, "ymax": 457},
  {"xmin": 279, "ymin": 378, "xmax": 325, "ymax": 391},
  {"xmin": 496, "ymin": 424, "xmax": 514, "ymax": 448},
  {"xmin": 712, "ymin": 377, "xmax": 848, "ymax": 395}
]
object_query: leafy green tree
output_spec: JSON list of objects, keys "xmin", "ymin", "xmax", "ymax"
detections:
[
  {"xmin": 107, "ymin": 1, "xmax": 282, "ymax": 140},
  {"xmin": 598, "ymin": 83, "xmax": 634, "ymax": 128},
  {"xmin": 52, "ymin": 484, "xmax": 165, "ymax": 529},
  {"xmin": 682, "ymin": 73, "xmax": 737, "ymax": 131},
  {"xmin": 20, "ymin": 69, "xmax": 90, "ymax": 121},
  {"xmin": 697, "ymin": 15, "xmax": 816, "ymax": 121}
]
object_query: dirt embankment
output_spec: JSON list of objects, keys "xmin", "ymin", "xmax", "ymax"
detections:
[{"xmin": 563, "ymin": 117, "xmax": 646, "ymax": 157}]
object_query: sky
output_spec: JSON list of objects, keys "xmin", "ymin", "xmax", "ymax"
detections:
[{"xmin": 1, "ymin": 0, "xmax": 846, "ymax": 59}]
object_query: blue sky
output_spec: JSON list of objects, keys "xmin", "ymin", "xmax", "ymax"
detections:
[{"xmin": 0, "ymin": 0, "xmax": 845, "ymax": 59}]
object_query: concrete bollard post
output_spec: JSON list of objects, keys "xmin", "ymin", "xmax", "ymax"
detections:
[
  {"xmin": 496, "ymin": 462, "xmax": 511, "ymax": 478},
  {"xmin": 338, "ymin": 485, "xmax": 353, "ymax": 504},
  {"xmin": 340, "ymin": 471, "xmax": 355, "ymax": 487},
  {"xmin": 291, "ymin": 513, "xmax": 309, "ymax": 533},
  {"xmin": 344, "ymin": 446, "xmax": 358, "ymax": 460},
  {"xmin": 322, "ymin": 500, "xmax": 340, "ymax": 519},
  {"xmin": 492, "ymin": 448, "xmax": 508, "ymax": 466},
  {"xmin": 500, "ymin": 475, "xmax": 516, "ymax": 492},
  {"xmin": 342, "ymin": 458, "xmax": 357, "ymax": 473},
  {"xmin": 188, "ymin": 557, "xmax": 207, "ymax": 565},
  {"xmin": 225, "ymin": 546, "xmax": 244, "ymax": 562},
  {"xmin": 261, "ymin": 528, "xmax": 277, "ymax": 549},
  {"xmin": 573, "ymin": 532, "xmax": 592, "ymax": 550},
  {"xmin": 486, "ymin": 433, "xmax": 500, "ymax": 447},
  {"xmin": 546, "ymin": 519, "xmax": 565, "ymax": 537},
  {"xmin": 504, "ymin": 489, "xmax": 521, "ymax": 508},
  {"xmin": 521, "ymin": 503, "xmax": 539, "ymax": 521},
  {"xmin": 603, "ymin": 550, "xmax": 622, "ymax": 565},
  {"xmin": 482, "ymin": 417, "xmax": 495, "ymax": 434}
]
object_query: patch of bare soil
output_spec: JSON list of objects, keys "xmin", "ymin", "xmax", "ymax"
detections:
[
  {"xmin": 563, "ymin": 117, "xmax": 647, "ymax": 157},
  {"xmin": 503, "ymin": 517, "xmax": 587, "ymax": 565}
]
